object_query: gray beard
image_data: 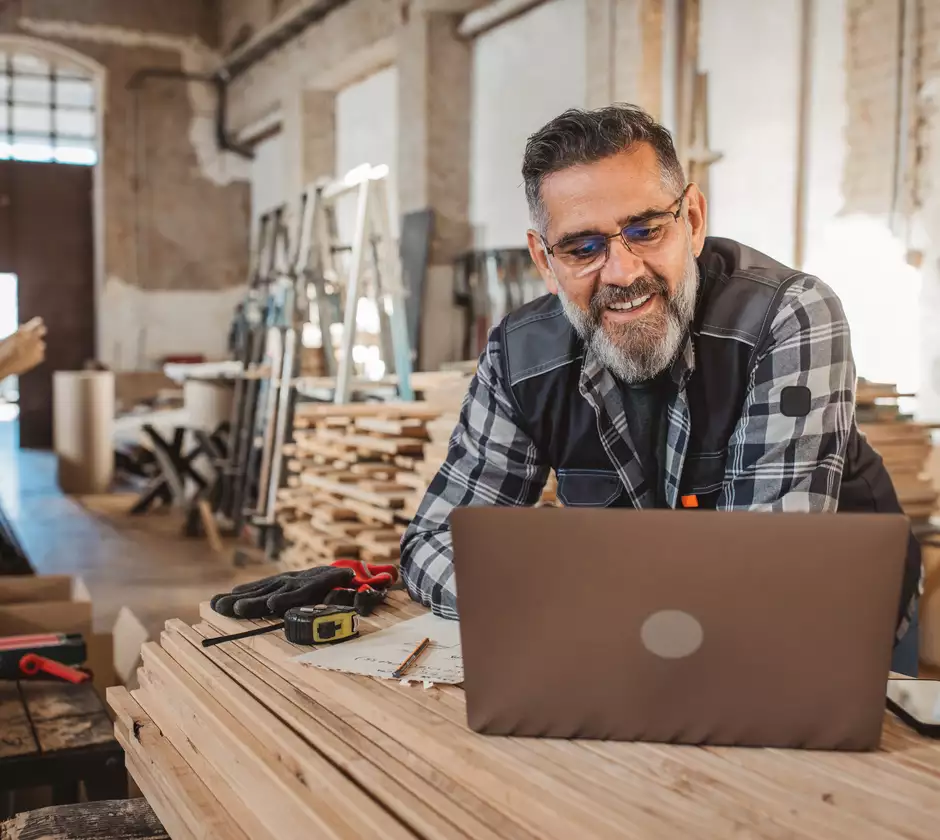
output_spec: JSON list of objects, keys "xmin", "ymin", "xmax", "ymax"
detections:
[{"xmin": 557, "ymin": 246, "xmax": 699, "ymax": 384}]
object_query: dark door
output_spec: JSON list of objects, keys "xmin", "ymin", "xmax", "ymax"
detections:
[{"xmin": 0, "ymin": 160, "xmax": 95, "ymax": 449}]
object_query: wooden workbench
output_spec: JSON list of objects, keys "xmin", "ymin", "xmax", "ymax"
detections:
[
  {"xmin": 108, "ymin": 592, "xmax": 940, "ymax": 840},
  {"xmin": 1, "ymin": 680, "xmax": 126, "ymax": 818}
]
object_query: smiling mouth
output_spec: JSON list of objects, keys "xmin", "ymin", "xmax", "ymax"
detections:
[{"xmin": 607, "ymin": 293, "xmax": 654, "ymax": 312}]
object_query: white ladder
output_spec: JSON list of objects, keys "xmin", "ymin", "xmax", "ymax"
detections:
[{"xmin": 294, "ymin": 167, "xmax": 414, "ymax": 403}]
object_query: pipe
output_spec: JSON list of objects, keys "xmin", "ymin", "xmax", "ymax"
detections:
[
  {"xmin": 793, "ymin": 0, "xmax": 814, "ymax": 270},
  {"xmin": 125, "ymin": 68, "xmax": 253, "ymax": 159},
  {"xmin": 891, "ymin": 0, "xmax": 917, "ymax": 237},
  {"xmin": 216, "ymin": 0, "xmax": 350, "ymax": 83},
  {"xmin": 457, "ymin": 0, "xmax": 548, "ymax": 39}
]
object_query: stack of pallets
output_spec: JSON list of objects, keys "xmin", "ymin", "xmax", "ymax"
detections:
[
  {"xmin": 857, "ymin": 380, "xmax": 938, "ymax": 523},
  {"xmin": 277, "ymin": 403, "xmax": 446, "ymax": 570}
]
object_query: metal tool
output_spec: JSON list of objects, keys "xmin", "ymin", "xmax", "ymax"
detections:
[
  {"xmin": 201, "ymin": 604, "xmax": 360, "ymax": 648},
  {"xmin": 18, "ymin": 653, "xmax": 90, "ymax": 683},
  {"xmin": 0, "ymin": 632, "xmax": 86, "ymax": 680}
]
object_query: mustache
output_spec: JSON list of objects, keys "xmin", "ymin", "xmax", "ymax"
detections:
[{"xmin": 588, "ymin": 275, "xmax": 670, "ymax": 322}]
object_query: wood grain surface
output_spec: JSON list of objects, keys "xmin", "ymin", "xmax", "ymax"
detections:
[{"xmin": 110, "ymin": 592, "xmax": 940, "ymax": 839}]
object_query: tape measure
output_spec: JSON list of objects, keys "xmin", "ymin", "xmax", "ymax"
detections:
[{"xmin": 284, "ymin": 605, "xmax": 359, "ymax": 645}]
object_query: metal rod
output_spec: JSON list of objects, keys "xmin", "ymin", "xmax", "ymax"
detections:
[{"xmin": 201, "ymin": 622, "xmax": 284, "ymax": 647}]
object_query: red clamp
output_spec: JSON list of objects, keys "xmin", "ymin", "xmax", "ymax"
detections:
[
  {"xmin": 328, "ymin": 560, "xmax": 399, "ymax": 615},
  {"xmin": 331, "ymin": 559, "xmax": 398, "ymax": 590},
  {"xmin": 19, "ymin": 653, "xmax": 90, "ymax": 684}
]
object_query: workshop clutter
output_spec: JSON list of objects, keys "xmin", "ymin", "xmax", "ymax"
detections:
[{"xmin": 856, "ymin": 380, "xmax": 939, "ymax": 523}]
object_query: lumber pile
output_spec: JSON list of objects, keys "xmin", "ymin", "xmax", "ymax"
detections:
[
  {"xmin": 277, "ymin": 371, "xmax": 474, "ymax": 570},
  {"xmin": 107, "ymin": 597, "xmax": 428, "ymax": 840},
  {"xmin": 277, "ymin": 403, "xmax": 439, "ymax": 569},
  {"xmin": 857, "ymin": 380, "xmax": 938, "ymax": 523},
  {"xmin": 276, "ymin": 367, "xmax": 557, "ymax": 570},
  {"xmin": 107, "ymin": 596, "xmax": 940, "ymax": 840}
]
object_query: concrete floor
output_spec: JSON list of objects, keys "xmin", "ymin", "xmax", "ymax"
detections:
[{"xmin": 0, "ymin": 417, "xmax": 258, "ymax": 638}]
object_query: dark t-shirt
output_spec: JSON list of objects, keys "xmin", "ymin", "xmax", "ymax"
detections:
[{"xmin": 620, "ymin": 373, "xmax": 674, "ymax": 508}]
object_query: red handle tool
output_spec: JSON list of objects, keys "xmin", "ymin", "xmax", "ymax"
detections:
[{"xmin": 19, "ymin": 653, "xmax": 90, "ymax": 684}]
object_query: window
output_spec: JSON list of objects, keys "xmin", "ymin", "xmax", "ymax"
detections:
[{"xmin": 0, "ymin": 50, "xmax": 97, "ymax": 166}]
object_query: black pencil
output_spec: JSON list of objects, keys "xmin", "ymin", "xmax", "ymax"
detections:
[{"xmin": 392, "ymin": 636, "xmax": 431, "ymax": 679}]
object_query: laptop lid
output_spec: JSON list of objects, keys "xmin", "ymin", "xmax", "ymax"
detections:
[{"xmin": 451, "ymin": 508, "xmax": 908, "ymax": 750}]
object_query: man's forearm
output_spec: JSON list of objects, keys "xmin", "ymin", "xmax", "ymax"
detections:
[
  {"xmin": 399, "ymin": 335, "xmax": 549, "ymax": 617},
  {"xmin": 400, "ymin": 526, "xmax": 459, "ymax": 618}
]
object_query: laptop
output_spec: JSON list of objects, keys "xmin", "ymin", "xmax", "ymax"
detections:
[{"xmin": 450, "ymin": 508, "xmax": 909, "ymax": 750}]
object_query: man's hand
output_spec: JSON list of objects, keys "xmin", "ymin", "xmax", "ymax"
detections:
[{"xmin": 0, "ymin": 317, "xmax": 47, "ymax": 379}]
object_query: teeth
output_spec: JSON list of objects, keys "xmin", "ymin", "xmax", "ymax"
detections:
[{"xmin": 609, "ymin": 294, "xmax": 652, "ymax": 311}]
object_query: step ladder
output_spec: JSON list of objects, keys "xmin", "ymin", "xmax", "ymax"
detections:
[{"xmin": 294, "ymin": 165, "xmax": 414, "ymax": 403}]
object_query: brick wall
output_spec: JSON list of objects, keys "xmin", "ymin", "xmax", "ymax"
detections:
[
  {"xmin": 0, "ymin": 0, "xmax": 251, "ymax": 367},
  {"xmin": 842, "ymin": 0, "xmax": 940, "ymax": 419},
  {"xmin": 917, "ymin": 0, "xmax": 940, "ymax": 420}
]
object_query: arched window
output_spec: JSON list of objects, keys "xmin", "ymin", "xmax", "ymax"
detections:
[{"xmin": 0, "ymin": 48, "xmax": 97, "ymax": 166}]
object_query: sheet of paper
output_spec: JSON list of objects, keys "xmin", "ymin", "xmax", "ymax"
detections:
[{"xmin": 294, "ymin": 613, "xmax": 464, "ymax": 684}]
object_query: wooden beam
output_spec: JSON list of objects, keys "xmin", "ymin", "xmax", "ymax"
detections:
[
  {"xmin": 109, "ymin": 686, "xmax": 248, "ymax": 840},
  {"xmin": 176, "ymin": 620, "xmax": 477, "ymax": 840}
]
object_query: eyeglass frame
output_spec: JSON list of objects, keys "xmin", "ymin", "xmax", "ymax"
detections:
[{"xmin": 540, "ymin": 183, "xmax": 692, "ymax": 269}]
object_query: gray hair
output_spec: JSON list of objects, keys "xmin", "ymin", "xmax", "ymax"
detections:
[{"xmin": 522, "ymin": 104, "xmax": 686, "ymax": 233}]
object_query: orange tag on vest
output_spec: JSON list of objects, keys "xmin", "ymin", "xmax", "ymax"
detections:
[{"xmin": 680, "ymin": 494, "xmax": 699, "ymax": 508}]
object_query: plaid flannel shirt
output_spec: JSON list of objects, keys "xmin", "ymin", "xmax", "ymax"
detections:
[{"xmin": 400, "ymin": 276, "xmax": 920, "ymax": 635}]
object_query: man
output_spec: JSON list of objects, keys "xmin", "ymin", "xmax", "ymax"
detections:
[{"xmin": 400, "ymin": 104, "xmax": 921, "ymax": 663}]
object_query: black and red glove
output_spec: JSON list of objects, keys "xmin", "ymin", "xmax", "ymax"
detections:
[{"xmin": 211, "ymin": 565, "xmax": 355, "ymax": 618}]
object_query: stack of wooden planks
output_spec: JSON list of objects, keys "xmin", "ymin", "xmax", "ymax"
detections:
[
  {"xmin": 857, "ymin": 380, "xmax": 938, "ymax": 523},
  {"xmin": 107, "ymin": 596, "xmax": 431, "ymax": 840},
  {"xmin": 107, "ymin": 595, "xmax": 940, "ymax": 840},
  {"xmin": 277, "ymin": 402, "xmax": 444, "ymax": 570}
]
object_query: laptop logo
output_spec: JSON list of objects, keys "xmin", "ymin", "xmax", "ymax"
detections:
[{"xmin": 641, "ymin": 610, "xmax": 704, "ymax": 659}]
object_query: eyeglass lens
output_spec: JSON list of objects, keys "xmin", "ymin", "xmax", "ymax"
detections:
[{"xmin": 553, "ymin": 214, "xmax": 677, "ymax": 275}]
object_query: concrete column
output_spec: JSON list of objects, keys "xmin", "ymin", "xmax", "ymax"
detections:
[
  {"xmin": 397, "ymin": 10, "xmax": 472, "ymax": 369},
  {"xmin": 282, "ymin": 88, "xmax": 336, "ymax": 209},
  {"xmin": 585, "ymin": 0, "xmax": 663, "ymax": 116}
]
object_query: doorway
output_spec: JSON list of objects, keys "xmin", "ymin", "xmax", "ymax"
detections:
[{"xmin": 0, "ymin": 271, "xmax": 16, "ymax": 412}]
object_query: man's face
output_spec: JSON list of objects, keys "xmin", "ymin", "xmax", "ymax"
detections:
[{"xmin": 526, "ymin": 143, "xmax": 708, "ymax": 383}]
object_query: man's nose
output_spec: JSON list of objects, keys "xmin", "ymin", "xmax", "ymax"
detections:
[{"xmin": 600, "ymin": 236, "xmax": 645, "ymax": 285}]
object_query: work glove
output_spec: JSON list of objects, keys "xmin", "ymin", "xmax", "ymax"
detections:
[{"xmin": 210, "ymin": 565, "xmax": 355, "ymax": 619}]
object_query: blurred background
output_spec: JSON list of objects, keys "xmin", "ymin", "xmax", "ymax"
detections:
[{"xmin": 0, "ymin": 0, "xmax": 938, "ymax": 672}]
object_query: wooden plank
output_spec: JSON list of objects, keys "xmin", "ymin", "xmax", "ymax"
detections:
[
  {"xmin": 354, "ymin": 417, "xmax": 429, "ymax": 438},
  {"xmin": 178, "ymin": 620, "xmax": 475, "ymax": 840},
  {"xmin": 20, "ymin": 681, "xmax": 114, "ymax": 754},
  {"xmin": 153, "ymin": 629, "xmax": 418, "ymax": 840},
  {"xmin": 196, "ymin": 610, "xmax": 625, "ymax": 840},
  {"xmin": 0, "ymin": 682, "xmax": 37, "ymax": 760},
  {"xmin": 300, "ymin": 474, "xmax": 407, "ymax": 509},
  {"xmin": 196, "ymin": 610, "xmax": 537, "ymax": 840},
  {"xmin": 317, "ymin": 429, "xmax": 425, "ymax": 456},
  {"xmin": 198, "ymin": 500, "xmax": 224, "ymax": 553},
  {"xmin": 294, "ymin": 402, "xmax": 443, "ymax": 422},
  {"xmin": 30, "ymin": 710, "xmax": 114, "ymax": 753},
  {"xmin": 109, "ymin": 687, "xmax": 248, "ymax": 840},
  {"xmin": 0, "ymin": 575, "xmax": 73, "ymax": 604},
  {"xmin": 396, "ymin": 472, "xmax": 428, "ymax": 491},
  {"xmin": 0, "ymin": 798, "xmax": 169, "ymax": 840}
]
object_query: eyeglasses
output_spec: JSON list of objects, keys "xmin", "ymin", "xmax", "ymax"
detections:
[{"xmin": 542, "ymin": 185, "xmax": 690, "ymax": 278}]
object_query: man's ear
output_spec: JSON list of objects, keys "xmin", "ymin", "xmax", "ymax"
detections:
[
  {"xmin": 527, "ymin": 229, "xmax": 558, "ymax": 295},
  {"xmin": 684, "ymin": 184, "xmax": 708, "ymax": 257}
]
